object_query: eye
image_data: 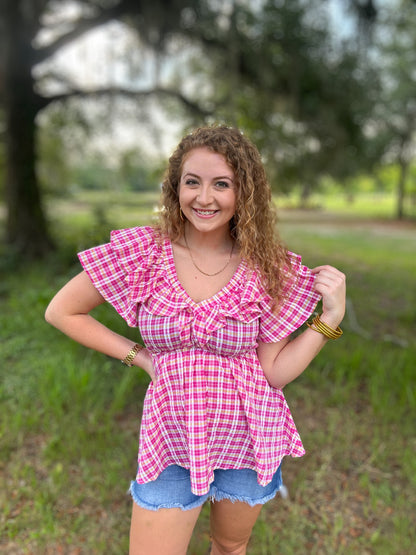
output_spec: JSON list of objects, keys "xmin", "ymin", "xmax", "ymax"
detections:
[
  {"xmin": 215, "ymin": 181, "xmax": 231, "ymax": 189},
  {"xmin": 184, "ymin": 178, "xmax": 199, "ymax": 187}
]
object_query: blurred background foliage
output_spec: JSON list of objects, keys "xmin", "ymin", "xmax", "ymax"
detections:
[{"xmin": 0, "ymin": 0, "xmax": 415, "ymax": 259}]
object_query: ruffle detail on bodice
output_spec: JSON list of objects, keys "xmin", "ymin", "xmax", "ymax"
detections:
[
  {"xmin": 95, "ymin": 227, "xmax": 166, "ymax": 327},
  {"xmin": 257, "ymin": 252, "xmax": 321, "ymax": 342},
  {"xmin": 105, "ymin": 227, "xmax": 320, "ymax": 345},
  {"xmin": 177, "ymin": 275, "xmax": 267, "ymax": 347},
  {"xmin": 108, "ymin": 227, "xmax": 274, "ymax": 347}
]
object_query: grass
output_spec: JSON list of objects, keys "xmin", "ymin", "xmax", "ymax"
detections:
[
  {"xmin": 1, "ymin": 192, "xmax": 415, "ymax": 554},
  {"xmin": 276, "ymin": 190, "xmax": 416, "ymax": 220}
]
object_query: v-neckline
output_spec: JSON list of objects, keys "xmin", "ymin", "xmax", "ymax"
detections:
[{"xmin": 164, "ymin": 238, "xmax": 245, "ymax": 307}]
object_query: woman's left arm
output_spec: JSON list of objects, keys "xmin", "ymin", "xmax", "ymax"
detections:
[{"xmin": 257, "ymin": 265, "xmax": 346, "ymax": 389}]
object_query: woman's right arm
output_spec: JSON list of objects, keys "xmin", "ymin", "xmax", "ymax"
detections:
[{"xmin": 45, "ymin": 271, "xmax": 154, "ymax": 379}]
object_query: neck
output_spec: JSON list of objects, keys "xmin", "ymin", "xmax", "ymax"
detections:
[{"xmin": 184, "ymin": 224, "xmax": 233, "ymax": 252}]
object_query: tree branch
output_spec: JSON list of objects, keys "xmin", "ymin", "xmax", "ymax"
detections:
[
  {"xmin": 38, "ymin": 85, "xmax": 212, "ymax": 117},
  {"xmin": 34, "ymin": 0, "xmax": 137, "ymax": 65}
]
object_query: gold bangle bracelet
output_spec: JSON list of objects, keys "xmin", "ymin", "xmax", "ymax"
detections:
[
  {"xmin": 121, "ymin": 343, "xmax": 144, "ymax": 366},
  {"xmin": 307, "ymin": 314, "xmax": 343, "ymax": 340}
]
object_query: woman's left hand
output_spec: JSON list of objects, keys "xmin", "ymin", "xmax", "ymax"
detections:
[{"xmin": 311, "ymin": 265, "xmax": 346, "ymax": 327}]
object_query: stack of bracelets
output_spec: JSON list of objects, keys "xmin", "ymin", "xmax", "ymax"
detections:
[{"xmin": 307, "ymin": 314, "xmax": 343, "ymax": 340}]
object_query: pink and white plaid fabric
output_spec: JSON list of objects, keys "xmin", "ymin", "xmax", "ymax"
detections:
[{"xmin": 79, "ymin": 227, "xmax": 320, "ymax": 495}]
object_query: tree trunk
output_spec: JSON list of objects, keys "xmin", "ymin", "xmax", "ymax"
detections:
[
  {"xmin": 299, "ymin": 181, "xmax": 312, "ymax": 208},
  {"xmin": 396, "ymin": 158, "xmax": 408, "ymax": 220},
  {"xmin": 4, "ymin": 93, "xmax": 54, "ymax": 257},
  {"xmin": 3, "ymin": 2, "xmax": 54, "ymax": 258}
]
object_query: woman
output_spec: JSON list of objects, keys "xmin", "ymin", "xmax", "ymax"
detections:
[{"xmin": 45, "ymin": 125, "xmax": 346, "ymax": 554}]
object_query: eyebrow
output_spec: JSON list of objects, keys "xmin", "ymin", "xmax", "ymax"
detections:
[{"xmin": 183, "ymin": 172, "xmax": 234, "ymax": 182}]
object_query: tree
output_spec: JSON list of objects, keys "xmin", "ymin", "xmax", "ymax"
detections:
[
  {"xmin": 177, "ymin": 0, "xmax": 378, "ymax": 198},
  {"xmin": 1, "ymin": 0, "xmax": 403, "ymax": 260},
  {"xmin": 372, "ymin": 0, "xmax": 416, "ymax": 219},
  {"xmin": 0, "ymin": 0, "xmax": 206, "ymax": 258}
]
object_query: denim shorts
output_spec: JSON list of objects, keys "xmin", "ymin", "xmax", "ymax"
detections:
[{"xmin": 129, "ymin": 464, "xmax": 285, "ymax": 511}]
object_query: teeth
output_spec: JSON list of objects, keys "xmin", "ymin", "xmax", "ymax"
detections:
[{"xmin": 195, "ymin": 209, "xmax": 216, "ymax": 215}]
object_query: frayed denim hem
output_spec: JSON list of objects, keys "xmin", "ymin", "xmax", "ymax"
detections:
[
  {"xmin": 128, "ymin": 464, "xmax": 286, "ymax": 510},
  {"xmin": 129, "ymin": 481, "xmax": 288, "ymax": 511},
  {"xmin": 210, "ymin": 483, "xmax": 288, "ymax": 507},
  {"xmin": 129, "ymin": 481, "xmax": 209, "ymax": 512}
]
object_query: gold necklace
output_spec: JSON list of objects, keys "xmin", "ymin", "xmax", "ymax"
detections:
[{"xmin": 184, "ymin": 232, "xmax": 235, "ymax": 277}]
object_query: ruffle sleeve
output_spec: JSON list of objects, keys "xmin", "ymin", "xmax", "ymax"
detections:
[
  {"xmin": 258, "ymin": 252, "xmax": 321, "ymax": 343},
  {"xmin": 78, "ymin": 226, "xmax": 162, "ymax": 327}
]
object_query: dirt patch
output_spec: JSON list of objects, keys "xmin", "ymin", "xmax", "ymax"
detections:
[{"xmin": 279, "ymin": 209, "xmax": 416, "ymax": 238}]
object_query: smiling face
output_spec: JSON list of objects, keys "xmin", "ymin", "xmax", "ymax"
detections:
[{"xmin": 179, "ymin": 147, "xmax": 236, "ymax": 236}]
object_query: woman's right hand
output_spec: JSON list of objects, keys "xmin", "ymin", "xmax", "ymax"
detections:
[{"xmin": 134, "ymin": 348, "xmax": 157, "ymax": 383}]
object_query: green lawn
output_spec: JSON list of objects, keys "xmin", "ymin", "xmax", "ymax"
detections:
[{"xmin": 1, "ymin": 195, "xmax": 415, "ymax": 554}]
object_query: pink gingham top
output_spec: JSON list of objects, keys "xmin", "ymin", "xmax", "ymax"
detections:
[{"xmin": 78, "ymin": 226, "xmax": 320, "ymax": 495}]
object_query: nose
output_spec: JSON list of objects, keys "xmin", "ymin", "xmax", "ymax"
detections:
[{"xmin": 197, "ymin": 184, "xmax": 213, "ymax": 205}]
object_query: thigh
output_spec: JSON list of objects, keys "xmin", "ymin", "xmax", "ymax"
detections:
[
  {"xmin": 129, "ymin": 502, "xmax": 202, "ymax": 555},
  {"xmin": 210, "ymin": 499, "xmax": 263, "ymax": 554}
]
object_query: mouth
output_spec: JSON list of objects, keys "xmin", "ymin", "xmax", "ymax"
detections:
[{"xmin": 192, "ymin": 208, "xmax": 219, "ymax": 218}]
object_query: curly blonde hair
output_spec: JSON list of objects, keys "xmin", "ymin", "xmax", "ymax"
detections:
[{"xmin": 158, "ymin": 125, "xmax": 291, "ymax": 306}]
